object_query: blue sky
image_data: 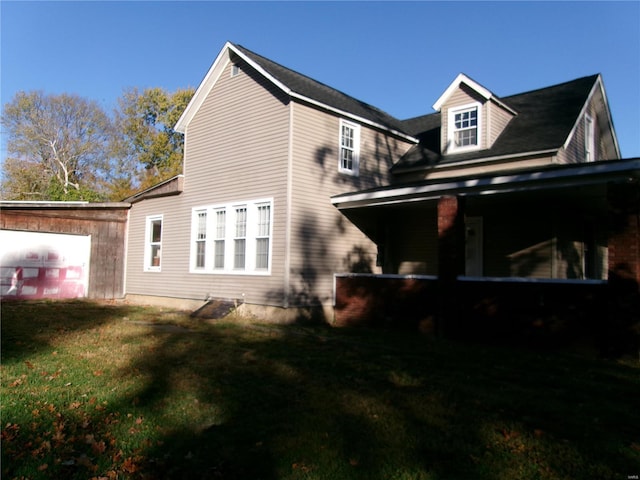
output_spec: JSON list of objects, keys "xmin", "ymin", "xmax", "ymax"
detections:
[{"xmin": 1, "ymin": 1, "xmax": 639, "ymax": 158}]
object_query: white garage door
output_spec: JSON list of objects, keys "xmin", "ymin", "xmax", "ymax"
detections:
[{"xmin": 0, "ymin": 230, "xmax": 91, "ymax": 299}]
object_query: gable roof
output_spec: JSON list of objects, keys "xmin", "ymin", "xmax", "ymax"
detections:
[
  {"xmin": 175, "ymin": 42, "xmax": 416, "ymax": 142},
  {"xmin": 432, "ymin": 73, "xmax": 517, "ymax": 115},
  {"xmin": 394, "ymin": 74, "xmax": 607, "ymax": 172}
]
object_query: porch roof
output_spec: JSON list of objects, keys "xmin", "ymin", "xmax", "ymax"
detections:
[{"xmin": 331, "ymin": 158, "xmax": 640, "ymax": 210}]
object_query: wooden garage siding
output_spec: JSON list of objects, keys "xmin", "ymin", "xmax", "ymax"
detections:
[
  {"xmin": 0, "ymin": 204, "xmax": 129, "ymax": 299},
  {"xmin": 288, "ymin": 101, "xmax": 414, "ymax": 305},
  {"xmin": 125, "ymin": 59, "xmax": 290, "ymax": 306}
]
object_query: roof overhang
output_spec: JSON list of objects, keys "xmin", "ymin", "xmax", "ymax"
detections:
[
  {"xmin": 175, "ymin": 42, "xmax": 418, "ymax": 143},
  {"xmin": 563, "ymin": 74, "xmax": 622, "ymax": 158},
  {"xmin": 123, "ymin": 175, "xmax": 184, "ymax": 203},
  {"xmin": 331, "ymin": 158, "xmax": 640, "ymax": 210},
  {"xmin": 432, "ymin": 73, "xmax": 517, "ymax": 115}
]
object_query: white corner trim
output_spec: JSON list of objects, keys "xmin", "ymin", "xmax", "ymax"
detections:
[{"xmin": 433, "ymin": 73, "xmax": 492, "ymax": 111}]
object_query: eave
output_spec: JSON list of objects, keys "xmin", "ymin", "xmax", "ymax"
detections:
[
  {"xmin": 175, "ymin": 42, "xmax": 418, "ymax": 143},
  {"xmin": 332, "ymin": 158, "xmax": 640, "ymax": 210}
]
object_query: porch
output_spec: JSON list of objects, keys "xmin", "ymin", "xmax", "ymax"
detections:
[{"xmin": 331, "ymin": 159, "xmax": 640, "ymax": 354}]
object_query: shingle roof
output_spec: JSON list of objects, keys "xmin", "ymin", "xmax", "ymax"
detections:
[
  {"xmin": 393, "ymin": 74, "xmax": 600, "ymax": 171},
  {"xmin": 233, "ymin": 43, "xmax": 410, "ymax": 135}
]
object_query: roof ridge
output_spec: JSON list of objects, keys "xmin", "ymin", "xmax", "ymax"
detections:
[{"xmin": 502, "ymin": 73, "xmax": 600, "ymax": 100}]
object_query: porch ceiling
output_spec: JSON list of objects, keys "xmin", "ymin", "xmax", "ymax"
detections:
[{"xmin": 331, "ymin": 158, "xmax": 640, "ymax": 210}]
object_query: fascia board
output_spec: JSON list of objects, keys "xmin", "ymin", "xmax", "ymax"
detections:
[
  {"xmin": 175, "ymin": 43, "xmax": 294, "ymax": 133},
  {"xmin": 432, "ymin": 73, "xmax": 492, "ymax": 111},
  {"xmin": 174, "ymin": 42, "xmax": 235, "ymax": 133},
  {"xmin": 561, "ymin": 74, "xmax": 620, "ymax": 158},
  {"xmin": 290, "ymin": 92, "xmax": 418, "ymax": 143},
  {"xmin": 175, "ymin": 43, "xmax": 417, "ymax": 143},
  {"xmin": 597, "ymin": 76, "xmax": 622, "ymax": 158},
  {"xmin": 563, "ymin": 76, "xmax": 599, "ymax": 150},
  {"xmin": 332, "ymin": 158, "xmax": 640, "ymax": 209}
]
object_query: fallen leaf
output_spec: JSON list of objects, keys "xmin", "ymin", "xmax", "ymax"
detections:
[
  {"xmin": 25, "ymin": 361, "xmax": 35, "ymax": 369},
  {"xmin": 38, "ymin": 463, "xmax": 49, "ymax": 471},
  {"xmin": 69, "ymin": 401, "xmax": 82, "ymax": 409}
]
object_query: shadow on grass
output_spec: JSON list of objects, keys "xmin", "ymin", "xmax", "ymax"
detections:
[
  {"xmin": 0, "ymin": 299, "xmax": 133, "ymax": 363},
  {"xmin": 2, "ymin": 301, "xmax": 639, "ymax": 479},
  {"xmin": 120, "ymin": 323, "xmax": 639, "ymax": 479}
]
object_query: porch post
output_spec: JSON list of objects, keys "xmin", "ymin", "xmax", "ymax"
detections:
[
  {"xmin": 604, "ymin": 181, "xmax": 639, "ymax": 356},
  {"xmin": 607, "ymin": 181, "xmax": 640, "ymax": 289},
  {"xmin": 437, "ymin": 195, "xmax": 466, "ymax": 335}
]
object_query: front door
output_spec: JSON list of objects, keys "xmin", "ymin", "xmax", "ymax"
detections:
[{"xmin": 465, "ymin": 217, "xmax": 483, "ymax": 276}]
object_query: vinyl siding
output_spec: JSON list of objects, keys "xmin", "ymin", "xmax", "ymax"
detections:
[
  {"xmin": 288, "ymin": 101, "xmax": 413, "ymax": 305},
  {"xmin": 126, "ymin": 59, "xmax": 290, "ymax": 306},
  {"xmin": 487, "ymin": 100, "xmax": 514, "ymax": 148},
  {"xmin": 558, "ymin": 86, "xmax": 617, "ymax": 164}
]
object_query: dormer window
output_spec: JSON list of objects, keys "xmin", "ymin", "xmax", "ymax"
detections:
[{"xmin": 448, "ymin": 102, "xmax": 482, "ymax": 152}]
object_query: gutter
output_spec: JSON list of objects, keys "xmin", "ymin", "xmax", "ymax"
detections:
[{"xmin": 332, "ymin": 158, "xmax": 640, "ymax": 209}]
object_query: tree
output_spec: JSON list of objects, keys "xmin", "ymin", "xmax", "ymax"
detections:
[
  {"xmin": 1, "ymin": 91, "xmax": 114, "ymax": 201},
  {"xmin": 115, "ymin": 87, "xmax": 194, "ymax": 192}
]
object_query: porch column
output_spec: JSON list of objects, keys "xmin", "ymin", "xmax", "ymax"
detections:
[
  {"xmin": 607, "ymin": 181, "xmax": 640, "ymax": 289},
  {"xmin": 437, "ymin": 195, "xmax": 466, "ymax": 335},
  {"xmin": 604, "ymin": 181, "xmax": 639, "ymax": 356}
]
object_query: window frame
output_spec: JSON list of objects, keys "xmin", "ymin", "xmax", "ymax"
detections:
[
  {"xmin": 144, "ymin": 215, "xmax": 163, "ymax": 272},
  {"xmin": 189, "ymin": 199, "xmax": 273, "ymax": 275},
  {"xmin": 338, "ymin": 119, "xmax": 361, "ymax": 176},
  {"xmin": 584, "ymin": 113, "xmax": 596, "ymax": 162},
  {"xmin": 447, "ymin": 102, "xmax": 482, "ymax": 153}
]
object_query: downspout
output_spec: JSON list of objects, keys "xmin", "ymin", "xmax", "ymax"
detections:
[{"xmin": 283, "ymin": 101, "xmax": 294, "ymax": 308}]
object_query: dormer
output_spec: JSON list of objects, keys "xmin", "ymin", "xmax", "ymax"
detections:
[{"xmin": 433, "ymin": 74, "xmax": 517, "ymax": 155}]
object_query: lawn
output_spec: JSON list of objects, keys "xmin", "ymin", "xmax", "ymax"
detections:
[{"xmin": 1, "ymin": 300, "xmax": 638, "ymax": 480}]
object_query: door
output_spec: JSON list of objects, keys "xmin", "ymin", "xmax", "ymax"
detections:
[{"xmin": 465, "ymin": 217, "xmax": 483, "ymax": 276}]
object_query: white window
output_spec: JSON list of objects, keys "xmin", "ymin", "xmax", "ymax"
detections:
[
  {"xmin": 231, "ymin": 64, "xmax": 241, "ymax": 77},
  {"xmin": 255, "ymin": 204, "xmax": 271, "ymax": 270},
  {"xmin": 339, "ymin": 119, "xmax": 360, "ymax": 175},
  {"xmin": 194, "ymin": 210, "xmax": 207, "ymax": 269},
  {"xmin": 448, "ymin": 103, "xmax": 482, "ymax": 152},
  {"xmin": 214, "ymin": 209, "xmax": 226, "ymax": 270},
  {"xmin": 585, "ymin": 113, "xmax": 596, "ymax": 162},
  {"xmin": 144, "ymin": 215, "xmax": 163, "ymax": 271},
  {"xmin": 190, "ymin": 199, "xmax": 273, "ymax": 275},
  {"xmin": 234, "ymin": 206, "xmax": 247, "ymax": 270}
]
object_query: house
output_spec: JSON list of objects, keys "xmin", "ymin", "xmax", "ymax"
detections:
[{"xmin": 122, "ymin": 41, "xmax": 639, "ymax": 324}]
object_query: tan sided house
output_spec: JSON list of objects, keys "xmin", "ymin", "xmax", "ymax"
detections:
[{"xmin": 123, "ymin": 42, "xmax": 639, "ymax": 323}]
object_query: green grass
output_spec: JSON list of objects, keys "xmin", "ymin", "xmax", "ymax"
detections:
[{"xmin": 1, "ymin": 300, "xmax": 639, "ymax": 480}]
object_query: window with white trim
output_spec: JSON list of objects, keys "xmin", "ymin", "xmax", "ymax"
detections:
[
  {"xmin": 144, "ymin": 215, "xmax": 163, "ymax": 271},
  {"xmin": 584, "ymin": 113, "xmax": 596, "ymax": 162},
  {"xmin": 339, "ymin": 119, "xmax": 360, "ymax": 175},
  {"xmin": 190, "ymin": 199, "xmax": 273, "ymax": 274},
  {"xmin": 194, "ymin": 210, "xmax": 207, "ymax": 269},
  {"xmin": 448, "ymin": 103, "xmax": 481, "ymax": 152},
  {"xmin": 234, "ymin": 206, "xmax": 247, "ymax": 270},
  {"xmin": 214, "ymin": 209, "xmax": 226, "ymax": 269},
  {"xmin": 255, "ymin": 204, "xmax": 271, "ymax": 269}
]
